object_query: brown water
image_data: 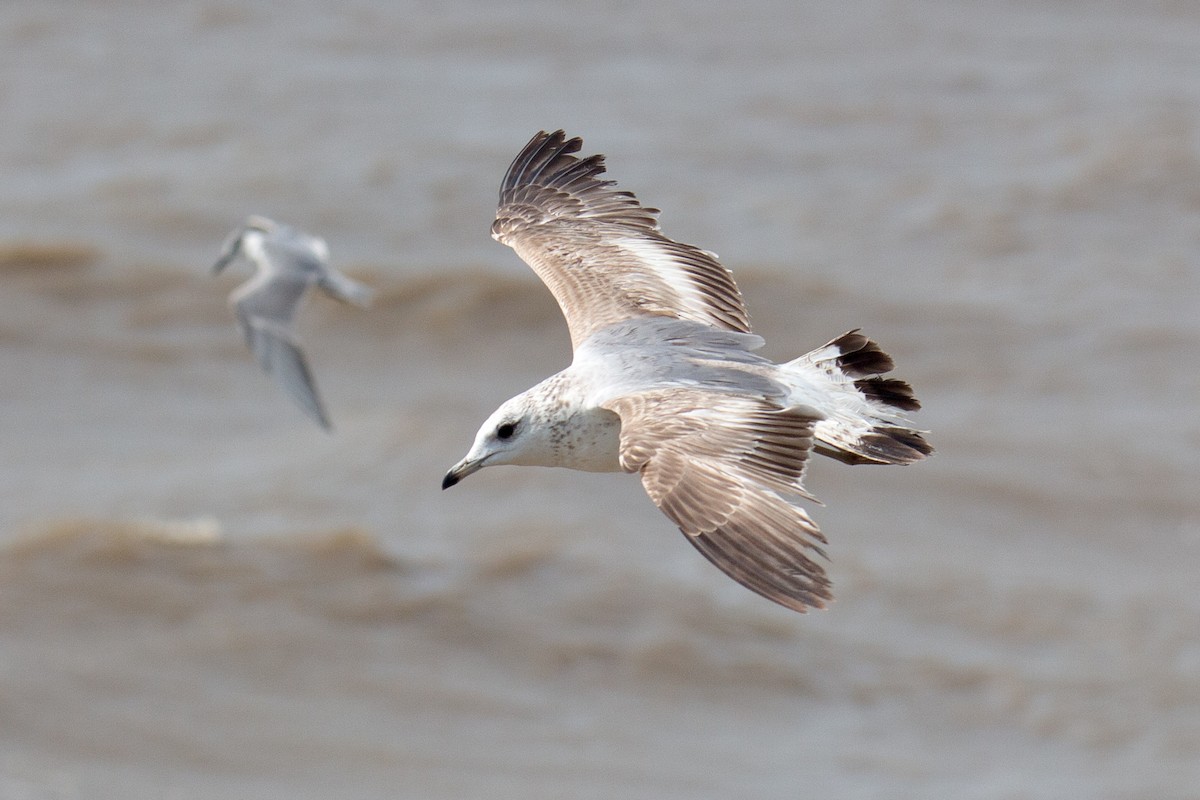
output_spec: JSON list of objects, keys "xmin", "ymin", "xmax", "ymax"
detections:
[{"xmin": 2, "ymin": 2, "xmax": 1198, "ymax": 798}]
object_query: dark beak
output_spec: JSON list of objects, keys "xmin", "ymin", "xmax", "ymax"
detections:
[
  {"xmin": 442, "ymin": 455, "xmax": 484, "ymax": 490},
  {"xmin": 212, "ymin": 252, "xmax": 234, "ymax": 275},
  {"xmin": 212, "ymin": 232, "xmax": 244, "ymax": 275}
]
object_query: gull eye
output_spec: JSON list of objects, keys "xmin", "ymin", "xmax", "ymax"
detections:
[{"xmin": 496, "ymin": 422, "xmax": 516, "ymax": 441}]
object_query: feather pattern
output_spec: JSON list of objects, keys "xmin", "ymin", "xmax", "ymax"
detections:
[
  {"xmin": 444, "ymin": 132, "xmax": 932, "ymax": 614},
  {"xmin": 604, "ymin": 389, "xmax": 832, "ymax": 612},
  {"xmin": 492, "ymin": 130, "xmax": 751, "ymax": 350}
]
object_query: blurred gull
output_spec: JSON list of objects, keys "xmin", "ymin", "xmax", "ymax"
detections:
[
  {"xmin": 443, "ymin": 131, "xmax": 931, "ymax": 612},
  {"xmin": 212, "ymin": 216, "xmax": 373, "ymax": 430}
]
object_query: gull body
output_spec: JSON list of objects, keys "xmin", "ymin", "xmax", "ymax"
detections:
[
  {"xmin": 444, "ymin": 131, "xmax": 931, "ymax": 612},
  {"xmin": 212, "ymin": 216, "xmax": 373, "ymax": 430}
]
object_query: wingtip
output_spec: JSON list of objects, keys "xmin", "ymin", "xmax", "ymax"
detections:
[
  {"xmin": 350, "ymin": 283, "xmax": 376, "ymax": 309},
  {"xmin": 307, "ymin": 396, "xmax": 334, "ymax": 431}
]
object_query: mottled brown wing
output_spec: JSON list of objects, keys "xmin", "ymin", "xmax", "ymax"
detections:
[
  {"xmin": 492, "ymin": 130, "xmax": 752, "ymax": 350},
  {"xmin": 603, "ymin": 390, "xmax": 833, "ymax": 612}
]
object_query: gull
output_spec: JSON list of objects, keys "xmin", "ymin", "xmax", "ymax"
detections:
[
  {"xmin": 212, "ymin": 216, "xmax": 373, "ymax": 430},
  {"xmin": 442, "ymin": 131, "xmax": 931, "ymax": 612}
]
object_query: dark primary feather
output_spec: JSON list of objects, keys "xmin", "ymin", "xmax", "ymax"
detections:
[
  {"xmin": 491, "ymin": 130, "xmax": 752, "ymax": 350},
  {"xmin": 494, "ymin": 131, "xmax": 659, "ymax": 233}
]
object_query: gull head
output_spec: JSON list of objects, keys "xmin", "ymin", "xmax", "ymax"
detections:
[
  {"xmin": 442, "ymin": 382, "xmax": 623, "ymax": 490},
  {"xmin": 442, "ymin": 392, "xmax": 547, "ymax": 489}
]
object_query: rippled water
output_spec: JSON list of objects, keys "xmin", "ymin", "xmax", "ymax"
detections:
[{"xmin": 2, "ymin": 2, "xmax": 1198, "ymax": 798}]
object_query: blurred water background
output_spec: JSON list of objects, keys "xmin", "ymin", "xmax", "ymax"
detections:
[{"xmin": 1, "ymin": 2, "xmax": 1198, "ymax": 797}]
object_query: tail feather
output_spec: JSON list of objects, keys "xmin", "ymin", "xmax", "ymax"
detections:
[
  {"xmin": 822, "ymin": 331, "xmax": 895, "ymax": 377},
  {"xmin": 789, "ymin": 330, "xmax": 932, "ymax": 466},
  {"xmin": 855, "ymin": 376, "xmax": 921, "ymax": 412},
  {"xmin": 817, "ymin": 426, "xmax": 932, "ymax": 465}
]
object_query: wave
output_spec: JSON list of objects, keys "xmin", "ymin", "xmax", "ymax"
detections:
[
  {"xmin": 3, "ymin": 517, "xmax": 814, "ymax": 684},
  {"xmin": 3, "ymin": 253, "xmax": 570, "ymax": 356},
  {"xmin": 6, "ymin": 516, "xmax": 1197, "ymax": 738},
  {"xmin": 2, "ymin": 243, "xmax": 913, "ymax": 366},
  {"xmin": 0, "ymin": 241, "xmax": 100, "ymax": 273}
]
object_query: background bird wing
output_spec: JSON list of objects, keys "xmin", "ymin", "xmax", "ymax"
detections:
[
  {"xmin": 316, "ymin": 269, "xmax": 374, "ymax": 308},
  {"xmin": 232, "ymin": 274, "xmax": 331, "ymax": 429},
  {"xmin": 230, "ymin": 269, "xmax": 312, "ymax": 331},
  {"xmin": 492, "ymin": 130, "xmax": 752, "ymax": 350},
  {"xmin": 603, "ymin": 389, "xmax": 831, "ymax": 612},
  {"xmin": 256, "ymin": 229, "xmax": 374, "ymax": 309}
]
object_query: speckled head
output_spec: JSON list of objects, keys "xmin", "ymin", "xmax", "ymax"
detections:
[{"xmin": 442, "ymin": 378, "xmax": 622, "ymax": 490}]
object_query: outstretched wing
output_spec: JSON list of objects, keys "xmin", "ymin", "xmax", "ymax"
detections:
[
  {"xmin": 492, "ymin": 130, "xmax": 752, "ymax": 350},
  {"xmin": 603, "ymin": 389, "xmax": 832, "ymax": 612},
  {"xmin": 232, "ymin": 275, "xmax": 331, "ymax": 430},
  {"xmin": 317, "ymin": 269, "xmax": 375, "ymax": 308}
]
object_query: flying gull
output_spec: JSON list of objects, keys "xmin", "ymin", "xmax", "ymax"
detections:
[
  {"xmin": 443, "ymin": 131, "xmax": 931, "ymax": 612},
  {"xmin": 212, "ymin": 216, "xmax": 373, "ymax": 430}
]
